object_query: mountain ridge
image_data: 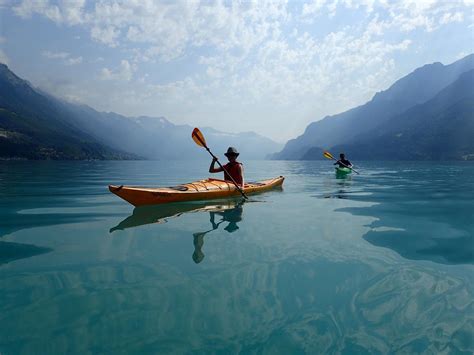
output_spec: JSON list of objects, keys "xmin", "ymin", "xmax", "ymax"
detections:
[
  {"xmin": 329, "ymin": 69, "xmax": 474, "ymax": 160},
  {"xmin": 0, "ymin": 63, "xmax": 282, "ymax": 160},
  {"xmin": 0, "ymin": 63, "xmax": 137, "ymax": 160},
  {"xmin": 271, "ymin": 54, "xmax": 474, "ymax": 160}
]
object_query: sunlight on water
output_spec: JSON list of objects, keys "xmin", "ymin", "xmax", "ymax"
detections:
[{"xmin": 0, "ymin": 160, "xmax": 473, "ymax": 354}]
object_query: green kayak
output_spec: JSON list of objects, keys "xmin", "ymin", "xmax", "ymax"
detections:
[{"xmin": 335, "ymin": 167, "xmax": 352, "ymax": 175}]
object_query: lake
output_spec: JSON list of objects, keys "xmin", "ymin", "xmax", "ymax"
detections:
[{"xmin": 0, "ymin": 160, "xmax": 473, "ymax": 354}]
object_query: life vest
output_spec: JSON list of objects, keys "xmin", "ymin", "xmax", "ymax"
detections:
[
  {"xmin": 223, "ymin": 162, "xmax": 243, "ymax": 185},
  {"xmin": 336, "ymin": 159, "xmax": 352, "ymax": 167}
]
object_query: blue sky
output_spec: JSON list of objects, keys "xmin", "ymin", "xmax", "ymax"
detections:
[{"xmin": 0, "ymin": 0, "xmax": 473, "ymax": 141}]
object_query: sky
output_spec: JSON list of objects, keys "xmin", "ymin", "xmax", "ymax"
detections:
[{"xmin": 0, "ymin": 0, "xmax": 473, "ymax": 142}]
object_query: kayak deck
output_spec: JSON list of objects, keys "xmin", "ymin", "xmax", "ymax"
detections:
[{"xmin": 109, "ymin": 176, "xmax": 284, "ymax": 206}]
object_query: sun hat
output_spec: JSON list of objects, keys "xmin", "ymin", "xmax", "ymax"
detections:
[{"xmin": 224, "ymin": 147, "xmax": 239, "ymax": 157}]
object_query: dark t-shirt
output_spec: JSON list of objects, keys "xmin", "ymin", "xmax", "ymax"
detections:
[{"xmin": 336, "ymin": 159, "xmax": 352, "ymax": 168}]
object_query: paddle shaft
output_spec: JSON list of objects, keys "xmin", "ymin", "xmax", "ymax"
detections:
[{"xmin": 193, "ymin": 134, "xmax": 248, "ymax": 199}]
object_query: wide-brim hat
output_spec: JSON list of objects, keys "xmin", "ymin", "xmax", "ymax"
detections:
[{"xmin": 224, "ymin": 146, "xmax": 239, "ymax": 157}]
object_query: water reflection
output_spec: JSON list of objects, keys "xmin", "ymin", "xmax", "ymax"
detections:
[
  {"xmin": 0, "ymin": 161, "xmax": 473, "ymax": 353},
  {"xmin": 0, "ymin": 161, "xmax": 126, "ymax": 239},
  {"xmin": 0, "ymin": 241, "xmax": 52, "ymax": 265},
  {"xmin": 335, "ymin": 166, "xmax": 474, "ymax": 265},
  {"xmin": 324, "ymin": 175, "xmax": 353, "ymax": 199},
  {"xmin": 111, "ymin": 199, "xmax": 245, "ymax": 264},
  {"xmin": 1, "ymin": 211, "xmax": 115, "ymax": 239},
  {"xmin": 192, "ymin": 202, "xmax": 244, "ymax": 263},
  {"xmin": 110, "ymin": 199, "xmax": 244, "ymax": 232}
]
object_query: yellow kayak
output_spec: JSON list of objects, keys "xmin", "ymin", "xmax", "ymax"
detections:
[{"xmin": 109, "ymin": 176, "xmax": 284, "ymax": 206}]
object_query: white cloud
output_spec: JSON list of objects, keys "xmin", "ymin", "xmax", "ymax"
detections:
[
  {"xmin": 455, "ymin": 51, "xmax": 469, "ymax": 60},
  {"xmin": 65, "ymin": 56, "xmax": 83, "ymax": 65},
  {"xmin": 13, "ymin": 0, "xmax": 85, "ymax": 25},
  {"xmin": 0, "ymin": 49, "xmax": 9, "ymax": 64},
  {"xmin": 13, "ymin": 0, "xmax": 62, "ymax": 22},
  {"xmin": 384, "ymin": 0, "xmax": 468, "ymax": 32},
  {"xmin": 41, "ymin": 50, "xmax": 82, "ymax": 65},
  {"xmin": 12, "ymin": 0, "xmax": 470, "ymax": 64},
  {"xmin": 92, "ymin": 56, "xmax": 104, "ymax": 63},
  {"xmin": 12, "ymin": 0, "xmax": 289, "ymax": 62},
  {"xmin": 302, "ymin": 0, "xmax": 327, "ymax": 17},
  {"xmin": 100, "ymin": 60, "xmax": 135, "ymax": 81},
  {"xmin": 91, "ymin": 25, "xmax": 120, "ymax": 47},
  {"xmin": 440, "ymin": 11, "xmax": 464, "ymax": 25},
  {"xmin": 42, "ymin": 50, "xmax": 70, "ymax": 59},
  {"xmin": 301, "ymin": 0, "xmax": 469, "ymax": 32},
  {"xmin": 10, "ymin": 0, "xmax": 474, "ymax": 139}
]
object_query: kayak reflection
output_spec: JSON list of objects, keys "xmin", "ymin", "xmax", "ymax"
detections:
[
  {"xmin": 110, "ymin": 199, "xmax": 244, "ymax": 232},
  {"xmin": 110, "ymin": 199, "xmax": 245, "ymax": 264},
  {"xmin": 323, "ymin": 175, "xmax": 353, "ymax": 199}
]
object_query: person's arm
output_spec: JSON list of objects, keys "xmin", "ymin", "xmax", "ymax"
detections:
[
  {"xmin": 238, "ymin": 164, "xmax": 244, "ymax": 188},
  {"xmin": 209, "ymin": 212, "xmax": 218, "ymax": 229},
  {"xmin": 209, "ymin": 157, "xmax": 224, "ymax": 173}
]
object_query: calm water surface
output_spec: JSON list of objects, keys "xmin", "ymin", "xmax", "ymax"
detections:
[{"xmin": 0, "ymin": 160, "xmax": 473, "ymax": 354}]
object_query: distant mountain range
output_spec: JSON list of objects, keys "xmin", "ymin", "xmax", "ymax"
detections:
[
  {"xmin": 0, "ymin": 64, "xmax": 134, "ymax": 160},
  {"xmin": 0, "ymin": 64, "xmax": 282, "ymax": 160},
  {"xmin": 271, "ymin": 54, "xmax": 474, "ymax": 160},
  {"xmin": 3, "ymin": 54, "xmax": 473, "ymax": 161}
]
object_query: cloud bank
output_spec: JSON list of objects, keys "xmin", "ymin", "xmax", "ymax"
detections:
[{"xmin": 8, "ymin": 0, "xmax": 474, "ymax": 140}]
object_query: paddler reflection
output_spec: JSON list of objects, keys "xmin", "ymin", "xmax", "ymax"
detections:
[
  {"xmin": 110, "ymin": 199, "xmax": 245, "ymax": 264},
  {"xmin": 192, "ymin": 202, "xmax": 243, "ymax": 263}
]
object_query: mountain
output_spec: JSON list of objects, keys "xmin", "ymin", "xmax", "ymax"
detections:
[
  {"xmin": 272, "ymin": 54, "xmax": 474, "ymax": 160},
  {"xmin": 0, "ymin": 63, "xmax": 281, "ymax": 160},
  {"xmin": 0, "ymin": 64, "xmax": 136, "ymax": 160},
  {"xmin": 58, "ymin": 103, "xmax": 282, "ymax": 160},
  {"xmin": 331, "ymin": 70, "xmax": 474, "ymax": 160}
]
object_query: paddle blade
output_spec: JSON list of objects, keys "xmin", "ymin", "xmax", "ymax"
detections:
[
  {"xmin": 323, "ymin": 151, "xmax": 334, "ymax": 160},
  {"xmin": 192, "ymin": 128, "xmax": 207, "ymax": 148}
]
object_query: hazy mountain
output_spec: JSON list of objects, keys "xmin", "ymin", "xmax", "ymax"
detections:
[
  {"xmin": 60, "ymin": 103, "xmax": 283, "ymax": 160},
  {"xmin": 0, "ymin": 64, "xmax": 136, "ymax": 160},
  {"xmin": 0, "ymin": 64, "xmax": 283, "ymax": 159},
  {"xmin": 0, "ymin": 64, "xmax": 282, "ymax": 160},
  {"xmin": 331, "ymin": 70, "xmax": 474, "ymax": 160},
  {"xmin": 272, "ymin": 54, "xmax": 474, "ymax": 160}
]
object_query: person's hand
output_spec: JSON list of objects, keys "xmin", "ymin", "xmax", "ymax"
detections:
[{"xmin": 212, "ymin": 156, "xmax": 219, "ymax": 162}]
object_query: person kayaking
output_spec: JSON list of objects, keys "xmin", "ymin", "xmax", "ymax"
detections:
[
  {"xmin": 334, "ymin": 153, "xmax": 353, "ymax": 168},
  {"xmin": 209, "ymin": 147, "xmax": 244, "ymax": 187}
]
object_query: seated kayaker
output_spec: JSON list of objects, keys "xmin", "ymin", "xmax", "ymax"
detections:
[
  {"xmin": 209, "ymin": 147, "xmax": 244, "ymax": 187},
  {"xmin": 334, "ymin": 153, "xmax": 353, "ymax": 168}
]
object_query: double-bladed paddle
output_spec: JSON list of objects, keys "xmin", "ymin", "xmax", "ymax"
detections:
[
  {"xmin": 323, "ymin": 151, "xmax": 360, "ymax": 174},
  {"xmin": 192, "ymin": 128, "xmax": 248, "ymax": 199}
]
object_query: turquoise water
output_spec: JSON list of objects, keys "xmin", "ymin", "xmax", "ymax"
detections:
[{"xmin": 0, "ymin": 160, "xmax": 473, "ymax": 354}]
